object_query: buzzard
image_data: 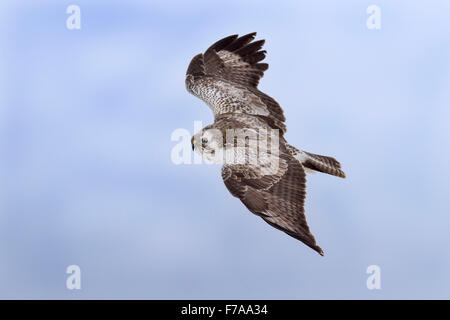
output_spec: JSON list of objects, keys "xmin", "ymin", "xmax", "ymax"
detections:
[{"xmin": 185, "ymin": 33, "xmax": 345, "ymax": 256}]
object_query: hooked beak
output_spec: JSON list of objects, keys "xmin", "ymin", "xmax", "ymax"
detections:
[{"xmin": 191, "ymin": 139, "xmax": 196, "ymax": 151}]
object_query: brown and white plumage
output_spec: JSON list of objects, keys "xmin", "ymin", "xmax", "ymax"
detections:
[{"xmin": 186, "ymin": 33, "xmax": 345, "ymax": 256}]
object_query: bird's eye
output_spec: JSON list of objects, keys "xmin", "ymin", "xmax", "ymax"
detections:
[{"xmin": 202, "ymin": 138, "xmax": 208, "ymax": 144}]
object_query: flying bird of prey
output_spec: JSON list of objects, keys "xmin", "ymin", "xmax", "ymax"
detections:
[{"xmin": 185, "ymin": 33, "xmax": 345, "ymax": 256}]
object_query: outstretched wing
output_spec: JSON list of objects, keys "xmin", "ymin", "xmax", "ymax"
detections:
[
  {"xmin": 186, "ymin": 33, "xmax": 286, "ymax": 133},
  {"xmin": 221, "ymin": 151, "xmax": 324, "ymax": 256}
]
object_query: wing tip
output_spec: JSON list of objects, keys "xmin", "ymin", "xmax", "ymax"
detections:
[
  {"xmin": 207, "ymin": 34, "xmax": 239, "ymax": 52},
  {"xmin": 209, "ymin": 32, "xmax": 266, "ymax": 59},
  {"xmin": 315, "ymin": 246, "xmax": 325, "ymax": 256}
]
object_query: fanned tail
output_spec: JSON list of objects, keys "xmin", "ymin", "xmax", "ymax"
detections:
[
  {"xmin": 286, "ymin": 144, "xmax": 346, "ymax": 179},
  {"xmin": 303, "ymin": 152, "xmax": 346, "ymax": 178}
]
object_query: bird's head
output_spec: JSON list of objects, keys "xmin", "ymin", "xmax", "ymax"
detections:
[{"xmin": 191, "ymin": 127, "xmax": 224, "ymax": 163}]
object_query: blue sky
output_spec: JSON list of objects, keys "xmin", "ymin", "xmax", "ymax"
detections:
[{"xmin": 0, "ymin": 0, "xmax": 449, "ymax": 299}]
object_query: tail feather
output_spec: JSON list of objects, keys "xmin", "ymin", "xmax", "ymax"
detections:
[
  {"xmin": 286, "ymin": 144, "xmax": 346, "ymax": 179},
  {"xmin": 303, "ymin": 152, "xmax": 346, "ymax": 178}
]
